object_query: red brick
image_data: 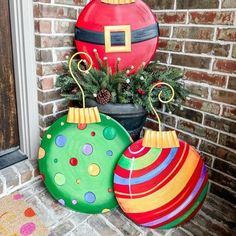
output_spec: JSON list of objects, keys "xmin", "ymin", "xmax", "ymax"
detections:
[
  {"xmin": 222, "ymin": 0, "xmax": 236, "ymax": 8},
  {"xmin": 200, "ymin": 152, "xmax": 213, "ymax": 167},
  {"xmin": 153, "ymin": 51, "xmax": 169, "ymax": 63},
  {"xmin": 214, "ymin": 159, "xmax": 236, "ymax": 178},
  {"xmin": 177, "ymin": 0, "xmax": 219, "ymax": 9},
  {"xmin": 177, "ymin": 120, "xmax": 218, "ymax": 142},
  {"xmin": 213, "ymin": 59, "xmax": 236, "ymax": 74},
  {"xmin": 35, "ymin": 35, "xmax": 74, "ymax": 48},
  {"xmin": 38, "ymin": 103, "xmax": 54, "ymax": 116},
  {"xmin": 228, "ymin": 77, "xmax": 236, "ymax": 90},
  {"xmin": 232, "ymin": 45, "xmax": 236, "ymax": 58},
  {"xmin": 217, "ymin": 28, "xmax": 236, "ymax": 41},
  {"xmin": 172, "ymin": 106, "xmax": 203, "ymax": 123},
  {"xmin": 204, "ymin": 114, "xmax": 236, "ymax": 134},
  {"xmin": 219, "ymin": 133, "xmax": 236, "ymax": 150},
  {"xmin": 222, "ymin": 105, "xmax": 236, "ymax": 120},
  {"xmin": 37, "ymin": 63, "xmax": 64, "ymax": 76},
  {"xmin": 54, "ymin": 21, "xmax": 75, "ymax": 34},
  {"xmin": 184, "ymin": 97, "xmax": 221, "ymax": 115},
  {"xmin": 176, "ymin": 131, "xmax": 200, "ymax": 147},
  {"xmin": 144, "ymin": 0, "xmax": 175, "ymax": 10},
  {"xmin": 38, "ymin": 90, "xmax": 61, "ymax": 103},
  {"xmin": 200, "ymin": 140, "xmax": 236, "ymax": 164},
  {"xmin": 185, "ymin": 83, "xmax": 209, "ymax": 98},
  {"xmin": 172, "ymin": 54, "xmax": 211, "ymax": 69},
  {"xmin": 156, "ymin": 12, "xmax": 186, "ymax": 24},
  {"xmin": 36, "ymin": 49, "xmax": 53, "ymax": 62},
  {"xmin": 158, "ymin": 39, "xmax": 183, "ymax": 52},
  {"xmin": 189, "ymin": 11, "xmax": 234, "ymax": 25},
  {"xmin": 54, "ymin": 0, "xmax": 87, "ymax": 6},
  {"xmin": 173, "ymin": 27, "xmax": 214, "ymax": 40},
  {"xmin": 54, "ymin": 49, "xmax": 76, "ymax": 61},
  {"xmin": 184, "ymin": 70, "xmax": 227, "ymax": 87},
  {"xmin": 37, "ymin": 5, "xmax": 77, "ymax": 19},
  {"xmin": 211, "ymin": 89, "xmax": 236, "ymax": 105},
  {"xmin": 159, "ymin": 26, "xmax": 171, "ymax": 37},
  {"xmin": 55, "ymin": 100, "xmax": 69, "ymax": 112},
  {"xmin": 184, "ymin": 42, "xmax": 230, "ymax": 57},
  {"xmin": 38, "ymin": 77, "xmax": 54, "ymax": 90},
  {"xmin": 39, "ymin": 112, "xmax": 67, "ymax": 128},
  {"xmin": 147, "ymin": 113, "xmax": 176, "ymax": 128},
  {"xmin": 38, "ymin": 20, "xmax": 52, "ymax": 33}
]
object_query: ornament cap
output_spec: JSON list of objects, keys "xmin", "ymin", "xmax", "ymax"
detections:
[
  {"xmin": 67, "ymin": 107, "xmax": 101, "ymax": 124},
  {"xmin": 143, "ymin": 130, "xmax": 179, "ymax": 148},
  {"xmin": 101, "ymin": 0, "xmax": 135, "ymax": 4}
]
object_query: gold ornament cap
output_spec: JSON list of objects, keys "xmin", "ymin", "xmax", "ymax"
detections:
[{"xmin": 101, "ymin": 0, "xmax": 135, "ymax": 4}]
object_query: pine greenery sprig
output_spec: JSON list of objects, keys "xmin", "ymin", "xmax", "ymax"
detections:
[{"xmin": 55, "ymin": 57, "xmax": 188, "ymax": 113}]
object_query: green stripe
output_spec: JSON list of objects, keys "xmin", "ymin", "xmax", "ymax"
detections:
[
  {"xmin": 118, "ymin": 148, "xmax": 161, "ymax": 170},
  {"xmin": 158, "ymin": 183, "xmax": 208, "ymax": 230}
]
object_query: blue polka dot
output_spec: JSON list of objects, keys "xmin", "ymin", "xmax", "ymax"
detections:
[
  {"xmin": 55, "ymin": 135, "xmax": 67, "ymax": 147},
  {"xmin": 106, "ymin": 150, "xmax": 113, "ymax": 157},
  {"xmin": 84, "ymin": 192, "xmax": 96, "ymax": 203}
]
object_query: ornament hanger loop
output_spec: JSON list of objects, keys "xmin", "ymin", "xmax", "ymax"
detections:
[
  {"xmin": 148, "ymin": 82, "xmax": 175, "ymax": 131},
  {"xmin": 69, "ymin": 52, "xmax": 93, "ymax": 108}
]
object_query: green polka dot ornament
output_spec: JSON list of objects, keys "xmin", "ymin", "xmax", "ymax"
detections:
[{"xmin": 38, "ymin": 52, "xmax": 132, "ymax": 214}]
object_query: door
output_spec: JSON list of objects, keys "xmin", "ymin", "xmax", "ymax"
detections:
[{"xmin": 0, "ymin": 0, "xmax": 26, "ymax": 169}]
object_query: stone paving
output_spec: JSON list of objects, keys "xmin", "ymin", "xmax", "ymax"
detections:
[{"xmin": 14, "ymin": 178, "xmax": 236, "ymax": 236}]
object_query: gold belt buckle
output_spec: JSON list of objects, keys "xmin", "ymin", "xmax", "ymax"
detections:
[{"xmin": 104, "ymin": 25, "xmax": 131, "ymax": 53}]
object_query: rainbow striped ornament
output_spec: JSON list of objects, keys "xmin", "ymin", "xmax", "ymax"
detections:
[{"xmin": 113, "ymin": 139, "xmax": 208, "ymax": 229}]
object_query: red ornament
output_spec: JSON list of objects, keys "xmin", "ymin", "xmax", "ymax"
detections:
[{"xmin": 75, "ymin": 0, "xmax": 159, "ymax": 74}]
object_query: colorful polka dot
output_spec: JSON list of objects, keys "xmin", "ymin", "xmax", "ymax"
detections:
[
  {"xmin": 13, "ymin": 193, "xmax": 23, "ymax": 200},
  {"xmin": 24, "ymin": 208, "xmax": 36, "ymax": 217},
  {"xmin": 38, "ymin": 147, "xmax": 45, "ymax": 159},
  {"xmin": 82, "ymin": 143, "xmax": 93, "ymax": 156},
  {"xmin": 20, "ymin": 222, "xmax": 36, "ymax": 236},
  {"xmin": 54, "ymin": 173, "xmax": 66, "ymax": 186},
  {"xmin": 61, "ymin": 122, "xmax": 65, "ymax": 126},
  {"xmin": 58, "ymin": 199, "xmax": 65, "ymax": 205},
  {"xmin": 55, "ymin": 135, "xmax": 67, "ymax": 147},
  {"xmin": 103, "ymin": 127, "xmax": 116, "ymax": 140},
  {"xmin": 72, "ymin": 199, "xmax": 77, "ymax": 205},
  {"xmin": 108, "ymin": 188, "xmax": 113, "ymax": 193},
  {"xmin": 69, "ymin": 157, "xmax": 78, "ymax": 166},
  {"xmin": 91, "ymin": 131, "xmax": 96, "ymax": 136},
  {"xmin": 78, "ymin": 123, "xmax": 87, "ymax": 130},
  {"xmin": 88, "ymin": 164, "xmax": 100, "ymax": 176},
  {"xmin": 54, "ymin": 158, "xmax": 58, "ymax": 163},
  {"xmin": 47, "ymin": 134, "xmax": 52, "ymax": 139},
  {"xmin": 106, "ymin": 150, "xmax": 113, "ymax": 156},
  {"xmin": 102, "ymin": 209, "xmax": 110, "ymax": 213},
  {"xmin": 76, "ymin": 179, "xmax": 80, "ymax": 184},
  {"xmin": 84, "ymin": 192, "xmax": 96, "ymax": 203}
]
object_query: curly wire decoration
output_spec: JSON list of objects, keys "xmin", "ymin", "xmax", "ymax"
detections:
[
  {"xmin": 148, "ymin": 82, "xmax": 175, "ymax": 131},
  {"xmin": 69, "ymin": 52, "xmax": 93, "ymax": 108}
]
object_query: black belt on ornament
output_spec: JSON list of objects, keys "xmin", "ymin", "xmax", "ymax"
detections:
[{"xmin": 75, "ymin": 23, "xmax": 160, "ymax": 45}]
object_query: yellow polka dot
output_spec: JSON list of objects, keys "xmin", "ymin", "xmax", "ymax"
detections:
[
  {"xmin": 47, "ymin": 134, "xmax": 52, "ymax": 139},
  {"xmin": 102, "ymin": 209, "xmax": 110, "ymax": 213},
  {"xmin": 76, "ymin": 179, "xmax": 80, "ymax": 184},
  {"xmin": 38, "ymin": 147, "xmax": 45, "ymax": 159},
  {"xmin": 88, "ymin": 164, "xmax": 100, "ymax": 176}
]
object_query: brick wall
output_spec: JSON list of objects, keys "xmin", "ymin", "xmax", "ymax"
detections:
[{"xmin": 33, "ymin": 0, "xmax": 236, "ymax": 204}]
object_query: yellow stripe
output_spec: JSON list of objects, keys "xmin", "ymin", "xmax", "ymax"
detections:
[
  {"xmin": 116, "ymin": 147, "xmax": 199, "ymax": 213},
  {"xmin": 115, "ymin": 142, "xmax": 187, "ymax": 197}
]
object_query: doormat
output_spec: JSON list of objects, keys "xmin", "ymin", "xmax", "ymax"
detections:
[{"xmin": 0, "ymin": 193, "xmax": 49, "ymax": 236}]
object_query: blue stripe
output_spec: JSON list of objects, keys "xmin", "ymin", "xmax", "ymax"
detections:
[{"xmin": 114, "ymin": 148, "xmax": 178, "ymax": 185}]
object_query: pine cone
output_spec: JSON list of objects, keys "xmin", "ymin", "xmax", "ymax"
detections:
[
  {"xmin": 121, "ymin": 82, "xmax": 130, "ymax": 91},
  {"xmin": 96, "ymin": 89, "xmax": 111, "ymax": 105}
]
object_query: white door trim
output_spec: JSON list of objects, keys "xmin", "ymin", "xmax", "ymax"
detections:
[{"xmin": 9, "ymin": 0, "xmax": 39, "ymax": 158}]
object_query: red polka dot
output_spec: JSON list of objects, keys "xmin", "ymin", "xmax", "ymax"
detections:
[
  {"xmin": 77, "ymin": 124, "xmax": 87, "ymax": 130},
  {"xmin": 24, "ymin": 208, "xmax": 36, "ymax": 217},
  {"xmin": 108, "ymin": 188, "xmax": 113, "ymax": 193},
  {"xmin": 91, "ymin": 131, "xmax": 96, "ymax": 136},
  {"xmin": 70, "ymin": 157, "xmax": 78, "ymax": 166}
]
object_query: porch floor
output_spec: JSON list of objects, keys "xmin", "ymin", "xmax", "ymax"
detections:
[{"xmin": 16, "ymin": 178, "xmax": 235, "ymax": 236}]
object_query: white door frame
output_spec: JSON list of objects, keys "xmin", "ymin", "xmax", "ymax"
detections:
[{"xmin": 9, "ymin": 0, "xmax": 39, "ymax": 158}]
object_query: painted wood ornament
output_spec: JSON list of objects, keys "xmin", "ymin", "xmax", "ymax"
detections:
[
  {"xmin": 75, "ymin": 0, "xmax": 160, "ymax": 74},
  {"xmin": 38, "ymin": 53, "xmax": 132, "ymax": 214},
  {"xmin": 113, "ymin": 83, "xmax": 209, "ymax": 229}
]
